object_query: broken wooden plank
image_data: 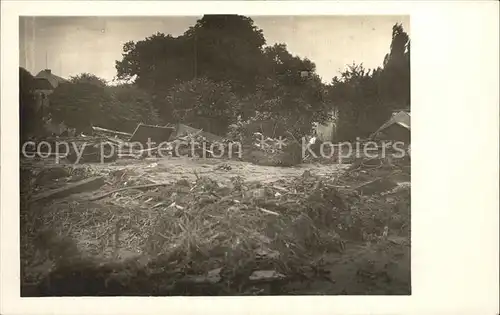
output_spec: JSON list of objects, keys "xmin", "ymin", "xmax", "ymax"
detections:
[
  {"xmin": 258, "ymin": 207, "xmax": 280, "ymax": 216},
  {"xmin": 86, "ymin": 182, "xmax": 172, "ymax": 201},
  {"xmin": 30, "ymin": 176, "xmax": 106, "ymax": 203},
  {"xmin": 92, "ymin": 126, "xmax": 133, "ymax": 137},
  {"xmin": 353, "ymin": 177, "xmax": 398, "ymax": 195},
  {"xmin": 249, "ymin": 270, "xmax": 286, "ymax": 282}
]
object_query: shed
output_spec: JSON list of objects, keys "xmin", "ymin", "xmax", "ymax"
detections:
[{"xmin": 370, "ymin": 111, "xmax": 411, "ymax": 143}]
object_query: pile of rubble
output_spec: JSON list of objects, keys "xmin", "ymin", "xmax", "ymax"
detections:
[
  {"xmin": 23, "ymin": 123, "xmax": 236, "ymax": 164},
  {"xmin": 23, "ymin": 120, "xmax": 314, "ymax": 168},
  {"xmin": 239, "ymin": 132, "xmax": 303, "ymax": 167},
  {"xmin": 20, "ymin": 154, "xmax": 410, "ymax": 295}
]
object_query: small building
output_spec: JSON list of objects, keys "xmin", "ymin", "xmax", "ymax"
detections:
[
  {"xmin": 314, "ymin": 120, "xmax": 337, "ymax": 142},
  {"xmin": 370, "ymin": 110, "xmax": 410, "ymax": 143},
  {"xmin": 35, "ymin": 69, "xmax": 67, "ymax": 90},
  {"xmin": 313, "ymin": 109, "xmax": 338, "ymax": 142},
  {"xmin": 32, "ymin": 69, "xmax": 68, "ymax": 117}
]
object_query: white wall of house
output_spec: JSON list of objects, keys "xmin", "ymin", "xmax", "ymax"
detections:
[
  {"xmin": 314, "ymin": 109, "xmax": 338, "ymax": 142},
  {"xmin": 315, "ymin": 121, "xmax": 337, "ymax": 142}
]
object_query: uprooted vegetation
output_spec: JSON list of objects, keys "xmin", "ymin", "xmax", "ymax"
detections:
[{"xmin": 20, "ymin": 156, "xmax": 410, "ymax": 296}]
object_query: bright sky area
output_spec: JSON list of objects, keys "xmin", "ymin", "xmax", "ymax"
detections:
[{"xmin": 20, "ymin": 16, "xmax": 409, "ymax": 84}]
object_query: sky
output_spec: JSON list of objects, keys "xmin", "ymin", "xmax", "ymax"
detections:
[{"xmin": 19, "ymin": 15, "xmax": 409, "ymax": 84}]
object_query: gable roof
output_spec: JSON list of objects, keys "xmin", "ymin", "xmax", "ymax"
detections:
[
  {"xmin": 391, "ymin": 111, "xmax": 410, "ymax": 129},
  {"xmin": 370, "ymin": 110, "xmax": 410, "ymax": 139},
  {"xmin": 35, "ymin": 69, "xmax": 67, "ymax": 89}
]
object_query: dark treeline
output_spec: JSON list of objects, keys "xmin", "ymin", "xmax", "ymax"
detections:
[{"xmin": 20, "ymin": 15, "xmax": 409, "ymax": 141}]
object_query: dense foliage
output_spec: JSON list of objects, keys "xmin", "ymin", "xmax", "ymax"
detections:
[
  {"xmin": 164, "ymin": 78, "xmax": 239, "ymax": 135},
  {"xmin": 20, "ymin": 16, "xmax": 410, "ymax": 140},
  {"xmin": 19, "ymin": 67, "xmax": 39, "ymax": 138},
  {"xmin": 48, "ymin": 74, "xmax": 161, "ymax": 133},
  {"xmin": 330, "ymin": 24, "xmax": 410, "ymax": 140}
]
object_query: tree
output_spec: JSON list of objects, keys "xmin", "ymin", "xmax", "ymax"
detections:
[
  {"xmin": 330, "ymin": 63, "xmax": 385, "ymax": 140},
  {"xmin": 183, "ymin": 15, "xmax": 268, "ymax": 95},
  {"xmin": 114, "ymin": 15, "xmax": 335, "ymax": 138},
  {"xmin": 244, "ymin": 44, "xmax": 333, "ymax": 138},
  {"xmin": 328, "ymin": 23, "xmax": 410, "ymax": 141},
  {"xmin": 49, "ymin": 75, "xmax": 112, "ymax": 131},
  {"xmin": 115, "ymin": 15, "xmax": 269, "ymax": 120},
  {"xmin": 116, "ymin": 33, "xmax": 192, "ymax": 90},
  {"xmin": 20, "ymin": 67, "xmax": 36, "ymax": 112},
  {"xmin": 263, "ymin": 44, "xmax": 316, "ymax": 87},
  {"xmin": 70, "ymin": 73, "xmax": 108, "ymax": 87},
  {"xmin": 380, "ymin": 23, "xmax": 411, "ymax": 108},
  {"xmin": 19, "ymin": 67, "xmax": 38, "ymax": 139},
  {"xmin": 49, "ymin": 74, "xmax": 161, "ymax": 132},
  {"xmin": 165, "ymin": 78, "xmax": 239, "ymax": 135},
  {"xmin": 107, "ymin": 84, "xmax": 162, "ymax": 131}
]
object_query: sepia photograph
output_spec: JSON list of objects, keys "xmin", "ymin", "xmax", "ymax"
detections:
[
  {"xmin": 18, "ymin": 15, "xmax": 412, "ymax": 296},
  {"xmin": 2, "ymin": 1, "xmax": 499, "ymax": 314}
]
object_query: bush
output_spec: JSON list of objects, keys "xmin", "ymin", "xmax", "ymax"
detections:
[
  {"xmin": 165, "ymin": 78, "xmax": 240, "ymax": 136},
  {"xmin": 48, "ymin": 75, "xmax": 161, "ymax": 133}
]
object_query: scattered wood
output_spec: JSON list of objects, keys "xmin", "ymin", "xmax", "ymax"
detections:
[
  {"xmin": 30, "ymin": 176, "xmax": 106, "ymax": 203},
  {"xmin": 258, "ymin": 207, "xmax": 280, "ymax": 216},
  {"xmin": 353, "ymin": 177, "xmax": 398, "ymax": 195},
  {"xmin": 255, "ymin": 248, "xmax": 280, "ymax": 259},
  {"xmin": 173, "ymin": 127, "xmax": 204, "ymax": 141},
  {"xmin": 180, "ymin": 268, "xmax": 222, "ymax": 285},
  {"xmin": 92, "ymin": 126, "xmax": 132, "ymax": 137},
  {"xmin": 272, "ymin": 185, "xmax": 289, "ymax": 192},
  {"xmin": 87, "ymin": 182, "xmax": 172, "ymax": 201},
  {"xmin": 249, "ymin": 270, "xmax": 286, "ymax": 282},
  {"xmin": 171, "ymin": 123, "xmax": 223, "ymax": 143}
]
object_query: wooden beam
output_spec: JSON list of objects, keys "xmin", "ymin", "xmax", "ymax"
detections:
[{"xmin": 30, "ymin": 176, "xmax": 106, "ymax": 203}]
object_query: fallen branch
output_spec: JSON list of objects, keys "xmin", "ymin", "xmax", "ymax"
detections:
[
  {"xmin": 351, "ymin": 178, "xmax": 383, "ymax": 191},
  {"xmin": 31, "ymin": 176, "xmax": 106, "ymax": 203},
  {"xmin": 87, "ymin": 182, "xmax": 172, "ymax": 201},
  {"xmin": 258, "ymin": 207, "xmax": 280, "ymax": 216}
]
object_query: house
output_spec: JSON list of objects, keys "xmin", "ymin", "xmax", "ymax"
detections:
[
  {"xmin": 313, "ymin": 109, "xmax": 338, "ymax": 142},
  {"xmin": 35, "ymin": 69, "xmax": 67, "ymax": 90},
  {"xmin": 370, "ymin": 110, "xmax": 410, "ymax": 143},
  {"xmin": 314, "ymin": 120, "xmax": 337, "ymax": 142},
  {"xmin": 32, "ymin": 69, "xmax": 68, "ymax": 116}
]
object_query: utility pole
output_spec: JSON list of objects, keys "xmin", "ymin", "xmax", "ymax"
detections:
[
  {"xmin": 194, "ymin": 34, "xmax": 197, "ymax": 79},
  {"xmin": 30, "ymin": 17, "xmax": 36, "ymax": 71}
]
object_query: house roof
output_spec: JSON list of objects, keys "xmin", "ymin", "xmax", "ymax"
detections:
[
  {"xmin": 370, "ymin": 110, "xmax": 411, "ymax": 139},
  {"xmin": 35, "ymin": 69, "xmax": 67, "ymax": 89},
  {"xmin": 391, "ymin": 111, "xmax": 410, "ymax": 129}
]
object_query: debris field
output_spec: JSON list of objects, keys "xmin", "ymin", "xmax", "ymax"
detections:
[{"xmin": 20, "ymin": 152, "xmax": 410, "ymax": 296}]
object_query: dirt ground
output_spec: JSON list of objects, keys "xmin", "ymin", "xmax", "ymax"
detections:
[
  {"xmin": 20, "ymin": 156, "xmax": 410, "ymax": 296},
  {"xmin": 26, "ymin": 156, "xmax": 349, "ymax": 184}
]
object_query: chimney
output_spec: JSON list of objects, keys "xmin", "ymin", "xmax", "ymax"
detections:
[{"xmin": 44, "ymin": 69, "xmax": 51, "ymax": 74}]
